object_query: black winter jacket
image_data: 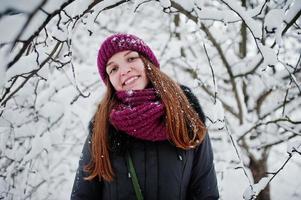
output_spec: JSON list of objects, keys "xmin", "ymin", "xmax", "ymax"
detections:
[{"xmin": 71, "ymin": 86, "xmax": 219, "ymax": 200}]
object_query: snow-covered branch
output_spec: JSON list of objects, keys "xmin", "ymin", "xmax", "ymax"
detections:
[{"xmin": 1, "ymin": 0, "xmax": 300, "ymax": 199}]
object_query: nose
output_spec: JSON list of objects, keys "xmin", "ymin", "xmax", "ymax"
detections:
[{"xmin": 120, "ymin": 64, "xmax": 132, "ymax": 76}]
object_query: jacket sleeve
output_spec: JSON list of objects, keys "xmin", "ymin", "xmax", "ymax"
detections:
[
  {"xmin": 70, "ymin": 121, "xmax": 102, "ymax": 200},
  {"xmin": 181, "ymin": 85, "xmax": 219, "ymax": 200},
  {"xmin": 188, "ymin": 133, "xmax": 219, "ymax": 200}
]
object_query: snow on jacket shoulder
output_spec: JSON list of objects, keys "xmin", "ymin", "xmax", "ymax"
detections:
[{"xmin": 71, "ymin": 85, "xmax": 219, "ymax": 200}]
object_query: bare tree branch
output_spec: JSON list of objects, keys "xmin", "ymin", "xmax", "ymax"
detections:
[
  {"xmin": 1, "ymin": 41, "xmax": 62, "ymax": 107},
  {"xmin": 170, "ymin": 0, "xmax": 244, "ymax": 124},
  {"xmin": 10, "ymin": 0, "xmax": 48, "ymax": 51},
  {"xmin": 234, "ymin": 9, "xmax": 301, "ymax": 78},
  {"xmin": 238, "ymin": 117, "xmax": 301, "ymax": 141},
  {"xmin": 7, "ymin": 0, "xmax": 75, "ymax": 70}
]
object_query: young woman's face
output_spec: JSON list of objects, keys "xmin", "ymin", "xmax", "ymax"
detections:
[{"xmin": 106, "ymin": 50, "xmax": 149, "ymax": 91}]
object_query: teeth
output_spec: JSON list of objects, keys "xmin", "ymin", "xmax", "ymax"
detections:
[{"xmin": 124, "ymin": 76, "xmax": 139, "ymax": 85}]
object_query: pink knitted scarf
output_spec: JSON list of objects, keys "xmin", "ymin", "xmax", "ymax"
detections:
[{"xmin": 109, "ymin": 88, "xmax": 168, "ymax": 141}]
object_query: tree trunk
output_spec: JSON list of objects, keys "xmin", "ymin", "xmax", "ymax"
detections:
[
  {"xmin": 173, "ymin": 14, "xmax": 185, "ymax": 57},
  {"xmin": 239, "ymin": 0, "xmax": 247, "ymax": 58},
  {"xmin": 249, "ymin": 151, "xmax": 270, "ymax": 200}
]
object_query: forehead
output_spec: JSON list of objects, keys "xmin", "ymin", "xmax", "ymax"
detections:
[{"xmin": 108, "ymin": 50, "xmax": 138, "ymax": 62}]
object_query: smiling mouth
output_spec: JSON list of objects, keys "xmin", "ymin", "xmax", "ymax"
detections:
[{"xmin": 123, "ymin": 75, "xmax": 140, "ymax": 86}]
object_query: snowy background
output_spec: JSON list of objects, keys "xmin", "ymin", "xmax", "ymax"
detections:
[{"xmin": 0, "ymin": 0, "xmax": 300, "ymax": 200}]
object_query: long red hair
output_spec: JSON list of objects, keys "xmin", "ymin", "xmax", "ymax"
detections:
[{"xmin": 85, "ymin": 56, "xmax": 207, "ymax": 181}]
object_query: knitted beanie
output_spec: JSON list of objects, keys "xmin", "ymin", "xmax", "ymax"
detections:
[{"xmin": 97, "ymin": 33, "xmax": 160, "ymax": 82}]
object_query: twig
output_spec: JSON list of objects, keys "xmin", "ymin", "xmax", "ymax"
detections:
[
  {"xmin": 224, "ymin": 118, "xmax": 253, "ymax": 187},
  {"xmin": 202, "ymin": 42, "xmax": 217, "ymax": 103},
  {"xmin": 170, "ymin": 0, "xmax": 244, "ymax": 124},
  {"xmin": 7, "ymin": 0, "xmax": 75, "ymax": 70},
  {"xmin": 1, "ymin": 41, "xmax": 62, "ymax": 107},
  {"xmin": 10, "ymin": 0, "xmax": 48, "ymax": 51},
  {"xmin": 238, "ymin": 117, "xmax": 301, "ymax": 141}
]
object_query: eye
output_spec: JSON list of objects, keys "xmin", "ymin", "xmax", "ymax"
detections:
[
  {"xmin": 109, "ymin": 66, "xmax": 118, "ymax": 74},
  {"xmin": 127, "ymin": 56, "xmax": 138, "ymax": 62}
]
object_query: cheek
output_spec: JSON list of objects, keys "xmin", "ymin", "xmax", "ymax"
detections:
[
  {"xmin": 142, "ymin": 69, "xmax": 147, "ymax": 79},
  {"xmin": 141, "ymin": 69, "xmax": 150, "ymax": 84},
  {"xmin": 109, "ymin": 75, "xmax": 121, "ymax": 90},
  {"xmin": 137, "ymin": 62, "xmax": 146, "ymax": 75}
]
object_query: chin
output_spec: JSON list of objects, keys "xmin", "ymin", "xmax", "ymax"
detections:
[
  {"xmin": 126, "ymin": 86, "xmax": 142, "ymax": 91},
  {"xmin": 124, "ymin": 83, "xmax": 147, "ymax": 91}
]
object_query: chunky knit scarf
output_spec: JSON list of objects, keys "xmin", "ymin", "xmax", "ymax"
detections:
[{"xmin": 109, "ymin": 88, "xmax": 168, "ymax": 141}]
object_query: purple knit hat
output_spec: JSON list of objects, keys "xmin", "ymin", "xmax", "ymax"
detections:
[{"xmin": 97, "ymin": 33, "xmax": 160, "ymax": 82}]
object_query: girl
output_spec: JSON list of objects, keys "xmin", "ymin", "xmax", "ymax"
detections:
[{"xmin": 71, "ymin": 33, "xmax": 219, "ymax": 200}]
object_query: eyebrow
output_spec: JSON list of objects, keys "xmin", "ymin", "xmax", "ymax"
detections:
[{"xmin": 106, "ymin": 50, "xmax": 133, "ymax": 68}]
